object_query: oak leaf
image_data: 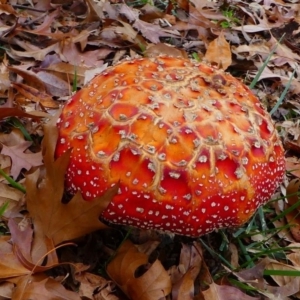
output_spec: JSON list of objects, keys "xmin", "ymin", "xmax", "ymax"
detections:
[
  {"xmin": 1, "ymin": 140, "xmax": 43, "ymax": 179},
  {"xmin": 25, "ymin": 115, "xmax": 118, "ymax": 264},
  {"xmin": 12, "ymin": 274, "xmax": 81, "ymax": 300}
]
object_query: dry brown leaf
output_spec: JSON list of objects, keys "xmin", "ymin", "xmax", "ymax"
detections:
[
  {"xmin": 38, "ymin": 62, "xmax": 91, "ymax": 88},
  {"xmin": 133, "ymin": 19, "xmax": 179, "ymax": 43},
  {"xmin": 235, "ymin": 258, "xmax": 271, "ymax": 282},
  {"xmin": 85, "ymin": 0, "xmax": 105, "ymax": 21},
  {"xmin": 269, "ymin": 38, "xmax": 299, "ymax": 68},
  {"xmin": 0, "ymin": 2, "xmax": 298, "ymax": 300},
  {"xmin": 198, "ymin": 259, "xmax": 213, "ymax": 288},
  {"xmin": 8, "ymin": 66, "xmax": 47, "ymax": 92},
  {"xmin": 8, "ymin": 218, "xmax": 33, "ymax": 262},
  {"xmin": 25, "ymin": 115, "xmax": 118, "ymax": 264},
  {"xmin": 176, "ymin": 0, "xmax": 189, "ymax": 11},
  {"xmin": 118, "ymin": 4, "xmax": 179, "ymax": 43},
  {"xmin": 168, "ymin": 242, "xmax": 202, "ymax": 299},
  {"xmin": 0, "ymin": 55, "xmax": 10, "ymax": 94},
  {"xmin": 265, "ymin": 261, "xmax": 300, "ymax": 298},
  {"xmin": 103, "ymin": 20, "xmax": 144, "ymax": 45},
  {"xmin": 8, "ymin": 43, "xmax": 60, "ymax": 61},
  {"xmin": 228, "ymin": 257, "xmax": 300, "ymax": 298},
  {"xmin": 12, "ymin": 274, "xmax": 81, "ymax": 300},
  {"xmin": 0, "ymin": 129, "xmax": 25, "ymax": 147},
  {"xmin": 11, "ymin": 82, "xmax": 59, "ymax": 108},
  {"xmin": 0, "ymin": 281, "xmax": 14, "ymax": 299},
  {"xmin": 135, "ymin": 240, "xmax": 160, "ymax": 256},
  {"xmin": 60, "ymin": 32, "xmax": 112, "ymax": 67},
  {"xmin": 267, "ymin": 260, "xmax": 300, "ymax": 285},
  {"xmin": 107, "ymin": 240, "xmax": 150, "ymax": 291},
  {"xmin": 7, "ymin": 218, "xmax": 60, "ymax": 274},
  {"xmin": 75, "ymin": 270, "xmax": 117, "ymax": 299},
  {"xmin": 1, "ymin": 139, "xmax": 43, "ymax": 179},
  {"xmin": 0, "ymin": 236, "xmax": 31, "ymax": 279},
  {"xmin": 0, "ymin": 182, "xmax": 24, "ymax": 217},
  {"xmin": 0, "ymin": 3, "xmax": 17, "ymax": 15},
  {"xmin": 170, "ymin": 0, "xmax": 217, "ymax": 43},
  {"xmin": 287, "ymin": 247, "xmax": 300, "ymax": 267},
  {"xmin": 286, "ymin": 157, "xmax": 300, "ymax": 178},
  {"xmin": 171, "ymin": 268, "xmax": 194, "ymax": 300},
  {"xmin": 232, "ymin": 42, "xmax": 270, "ymax": 59},
  {"xmin": 0, "ymin": 129, "xmax": 42, "ymax": 178},
  {"xmin": 144, "ymin": 43, "xmax": 187, "ymax": 58},
  {"xmin": 202, "ymin": 282, "xmax": 259, "ymax": 300},
  {"xmin": 285, "ymin": 140, "xmax": 300, "ymax": 154},
  {"xmin": 281, "ymin": 120, "xmax": 300, "ymax": 153},
  {"xmin": 36, "ymin": 71, "xmax": 71, "ymax": 97},
  {"xmin": 169, "ymin": 242, "xmax": 202, "ymax": 283},
  {"xmin": 228, "ymin": 243, "xmax": 240, "ymax": 269},
  {"xmin": 22, "ymin": 9, "xmax": 60, "ymax": 35},
  {"xmin": 204, "ymin": 32, "xmax": 232, "ymax": 69},
  {"xmin": 107, "ymin": 240, "xmax": 171, "ymax": 300},
  {"xmin": 184, "ymin": 1, "xmax": 218, "ymax": 29},
  {"xmin": 285, "ymin": 179, "xmax": 300, "ymax": 241},
  {"xmin": 233, "ymin": 3, "xmax": 288, "ymax": 32},
  {"xmin": 0, "ymin": 108, "xmax": 48, "ymax": 120},
  {"xmin": 0, "ymin": 154, "xmax": 12, "ymax": 182}
]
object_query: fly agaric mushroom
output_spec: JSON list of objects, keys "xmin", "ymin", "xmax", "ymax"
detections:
[{"xmin": 55, "ymin": 56, "xmax": 285, "ymax": 237}]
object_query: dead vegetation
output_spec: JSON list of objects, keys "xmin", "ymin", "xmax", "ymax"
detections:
[{"xmin": 0, "ymin": 0, "xmax": 300, "ymax": 299}]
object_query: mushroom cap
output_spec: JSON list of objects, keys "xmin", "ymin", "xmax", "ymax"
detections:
[{"xmin": 55, "ymin": 56, "xmax": 285, "ymax": 237}]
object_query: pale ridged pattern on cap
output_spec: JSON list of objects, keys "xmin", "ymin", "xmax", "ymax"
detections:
[{"xmin": 55, "ymin": 56, "xmax": 285, "ymax": 236}]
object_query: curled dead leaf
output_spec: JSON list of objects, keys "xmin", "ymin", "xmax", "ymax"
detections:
[
  {"xmin": 107, "ymin": 240, "xmax": 171, "ymax": 300},
  {"xmin": 285, "ymin": 179, "xmax": 300, "ymax": 241},
  {"xmin": 0, "ymin": 108, "xmax": 48, "ymax": 120},
  {"xmin": 144, "ymin": 43, "xmax": 187, "ymax": 58},
  {"xmin": 171, "ymin": 269, "xmax": 194, "ymax": 300},
  {"xmin": 204, "ymin": 32, "xmax": 232, "ymax": 69},
  {"xmin": 169, "ymin": 242, "xmax": 203, "ymax": 300},
  {"xmin": 75, "ymin": 270, "xmax": 117, "ymax": 299},
  {"xmin": 286, "ymin": 157, "xmax": 300, "ymax": 178},
  {"xmin": 12, "ymin": 83, "xmax": 59, "ymax": 108}
]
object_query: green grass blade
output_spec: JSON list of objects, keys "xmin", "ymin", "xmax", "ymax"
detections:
[
  {"xmin": 0, "ymin": 202, "xmax": 8, "ymax": 217},
  {"xmin": 264, "ymin": 269, "xmax": 300, "ymax": 276},
  {"xmin": 270, "ymin": 67, "xmax": 297, "ymax": 115},
  {"xmin": 200, "ymin": 238, "xmax": 234, "ymax": 269},
  {"xmin": 249, "ymin": 34, "xmax": 285, "ymax": 89},
  {"xmin": 0, "ymin": 168, "xmax": 26, "ymax": 193},
  {"xmin": 237, "ymin": 237, "xmax": 254, "ymax": 268},
  {"xmin": 9, "ymin": 117, "xmax": 33, "ymax": 142},
  {"xmin": 73, "ymin": 66, "xmax": 78, "ymax": 92}
]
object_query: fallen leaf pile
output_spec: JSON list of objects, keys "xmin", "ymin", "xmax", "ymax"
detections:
[{"xmin": 0, "ymin": 0, "xmax": 300, "ymax": 299}]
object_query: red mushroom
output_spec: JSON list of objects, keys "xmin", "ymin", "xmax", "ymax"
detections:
[{"xmin": 55, "ymin": 56, "xmax": 285, "ymax": 237}]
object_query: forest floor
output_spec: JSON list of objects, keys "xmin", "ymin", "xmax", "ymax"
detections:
[{"xmin": 0, "ymin": 0, "xmax": 300, "ymax": 299}]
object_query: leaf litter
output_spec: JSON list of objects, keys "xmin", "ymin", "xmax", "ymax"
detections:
[{"xmin": 0, "ymin": 0, "xmax": 300, "ymax": 299}]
